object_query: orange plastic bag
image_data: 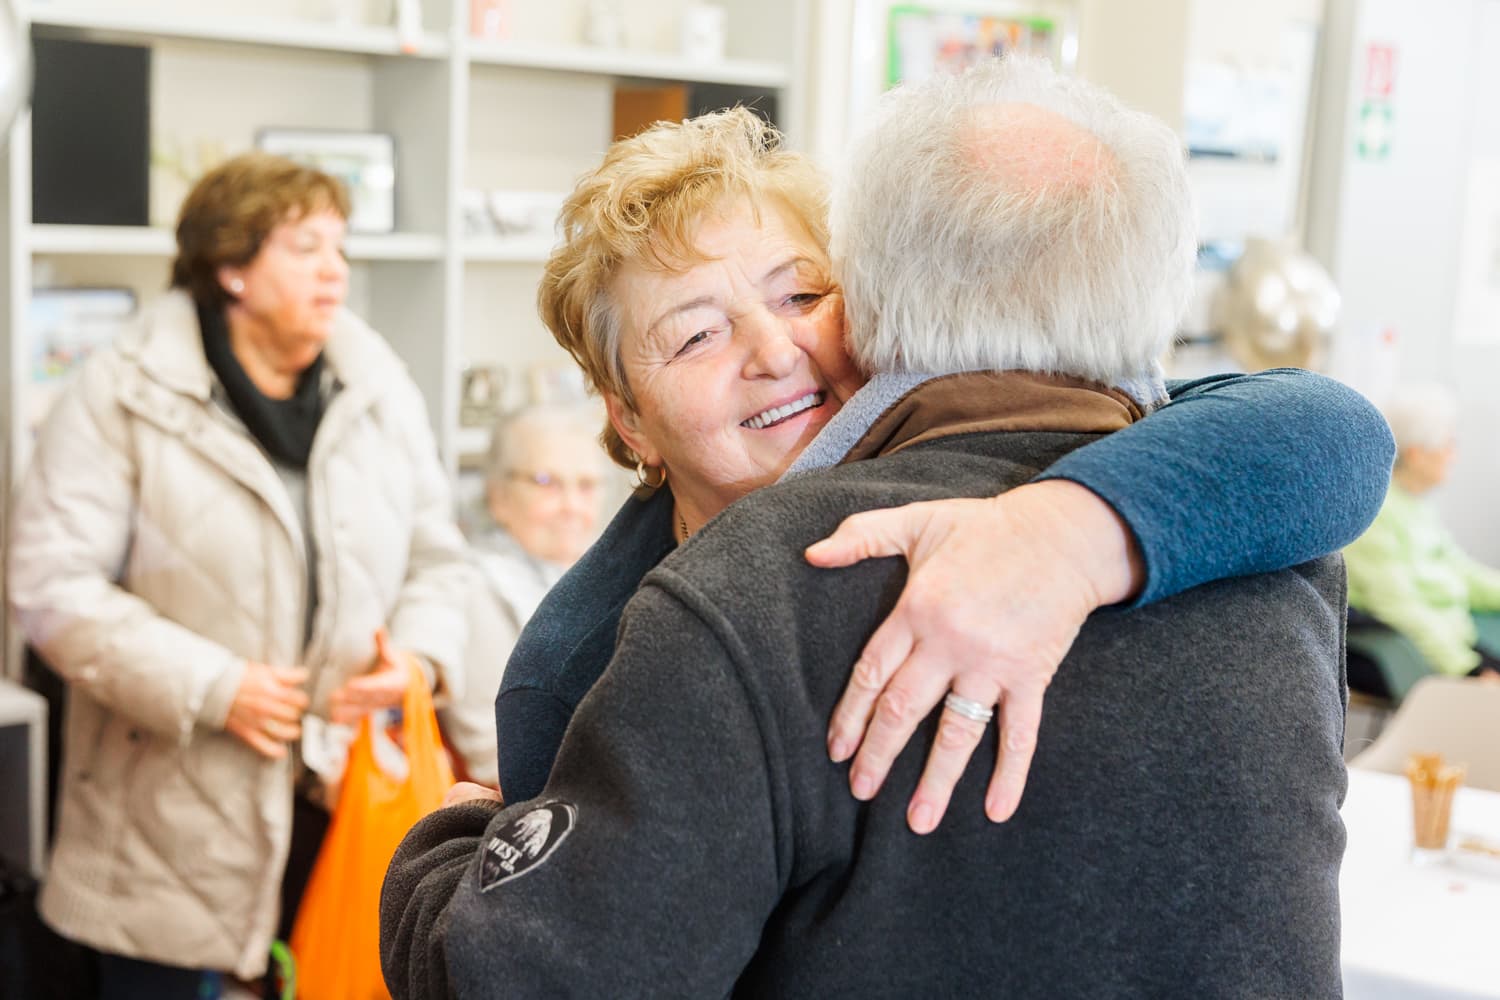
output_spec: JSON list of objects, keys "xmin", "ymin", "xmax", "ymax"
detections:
[{"xmin": 290, "ymin": 664, "xmax": 453, "ymax": 1000}]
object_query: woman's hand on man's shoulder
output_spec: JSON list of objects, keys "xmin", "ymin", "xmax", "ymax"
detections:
[{"xmin": 805, "ymin": 480, "xmax": 1143, "ymax": 833}]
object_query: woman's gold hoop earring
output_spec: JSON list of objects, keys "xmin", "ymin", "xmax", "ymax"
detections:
[{"xmin": 634, "ymin": 459, "xmax": 667, "ymax": 490}]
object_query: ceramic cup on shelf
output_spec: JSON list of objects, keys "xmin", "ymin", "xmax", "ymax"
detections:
[
  {"xmin": 582, "ymin": 0, "xmax": 626, "ymax": 49},
  {"xmin": 680, "ymin": 3, "xmax": 728, "ymax": 63}
]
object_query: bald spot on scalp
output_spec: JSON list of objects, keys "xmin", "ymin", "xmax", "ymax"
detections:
[{"xmin": 957, "ymin": 102, "xmax": 1117, "ymax": 196}]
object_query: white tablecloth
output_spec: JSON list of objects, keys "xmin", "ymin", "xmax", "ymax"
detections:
[{"xmin": 1341, "ymin": 767, "xmax": 1500, "ymax": 999}]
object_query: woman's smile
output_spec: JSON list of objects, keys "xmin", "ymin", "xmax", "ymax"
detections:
[{"xmin": 741, "ymin": 390, "xmax": 827, "ymax": 431}]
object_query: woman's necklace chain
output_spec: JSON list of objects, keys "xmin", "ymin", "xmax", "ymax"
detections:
[{"xmin": 677, "ymin": 510, "xmax": 689, "ymax": 544}]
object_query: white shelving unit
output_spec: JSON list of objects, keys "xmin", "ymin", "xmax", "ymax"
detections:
[
  {"xmin": 28, "ymin": 224, "xmax": 446, "ymax": 260},
  {"xmin": 28, "ymin": 5, "xmax": 451, "ymax": 57},
  {"xmin": 0, "ymin": 0, "xmax": 809, "ymax": 680},
  {"xmin": 467, "ymin": 37, "xmax": 789, "ymax": 87}
]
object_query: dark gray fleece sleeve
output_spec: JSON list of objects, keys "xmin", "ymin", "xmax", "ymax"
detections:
[
  {"xmin": 381, "ymin": 583, "xmax": 782, "ymax": 999},
  {"xmin": 381, "ymin": 800, "xmax": 504, "ymax": 999}
]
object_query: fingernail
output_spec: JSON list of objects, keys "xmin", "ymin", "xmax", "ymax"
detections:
[
  {"xmin": 910, "ymin": 802, "xmax": 934, "ymax": 834},
  {"xmin": 828, "ymin": 737, "xmax": 850, "ymax": 762},
  {"xmin": 852, "ymin": 773, "xmax": 874, "ymax": 800}
]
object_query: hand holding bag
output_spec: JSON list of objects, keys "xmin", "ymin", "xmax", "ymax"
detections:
[{"xmin": 289, "ymin": 661, "xmax": 453, "ymax": 1000}]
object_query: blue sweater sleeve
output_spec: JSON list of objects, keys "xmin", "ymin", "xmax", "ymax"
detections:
[{"xmin": 1037, "ymin": 368, "xmax": 1394, "ymax": 606}]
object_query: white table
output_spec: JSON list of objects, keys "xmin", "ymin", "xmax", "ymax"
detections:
[
  {"xmin": 1341, "ymin": 767, "xmax": 1500, "ymax": 999},
  {"xmin": 0, "ymin": 677, "xmax": 47, "ymax": 877}
]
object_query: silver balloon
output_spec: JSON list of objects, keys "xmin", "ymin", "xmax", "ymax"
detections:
[
  {"xmin": 0, "ymin": 0, "xmax": 27, "ymax": 145},
  {"xmin": 1212, "ymin": 237, "xmax": 1341, "ymax": 371}
]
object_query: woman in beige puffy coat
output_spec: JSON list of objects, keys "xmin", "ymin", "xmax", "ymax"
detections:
[{"xmin": 7, "ymin": 154, "xmax": 472, "ymax": 995}]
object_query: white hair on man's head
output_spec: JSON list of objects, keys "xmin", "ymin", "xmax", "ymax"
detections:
[
  {"xmin": 484, "ymin": 402, "xmax": 602, "ymax": 491},
  {"xmin": 1383, "ymin": 382, "xmax": 1458, "ymax": 454},
  {"xmin": 833, "ymin": 55, "xmax": 1197, "ymax": 382}
]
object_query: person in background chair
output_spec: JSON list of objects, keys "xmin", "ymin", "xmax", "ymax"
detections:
[
  {"xmin": 1345, "ymin": 381, "xmax": 1500, "ymax": 687},
  {"xmin": 442, "ymin": 403, "xmax": 608, "ymax": 787}
]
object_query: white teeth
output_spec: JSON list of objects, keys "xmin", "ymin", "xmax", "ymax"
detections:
[{"xmin": 743, "ymin": 391, "xmax": 823, "ymax": 430}]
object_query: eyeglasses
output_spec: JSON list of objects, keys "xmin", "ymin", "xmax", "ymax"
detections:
[{"xmin": 506, "ymin": 470, "xmax": 603, "ymax": 496}]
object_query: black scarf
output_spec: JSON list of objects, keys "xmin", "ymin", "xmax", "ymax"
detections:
[{"xmin": 198, "ymin": 302, "xmax": 326, "ymax": 469}]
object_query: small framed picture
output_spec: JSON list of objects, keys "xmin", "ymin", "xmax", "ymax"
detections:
[
  {"xmin": 256, "ymin": 128, "xmax": 397, "ymax": 233},
  {"xmin": 886, "ymin": 5, "xmax": 1058, "ymax": 88},
  {"xmin": 28, "ymin": 286, "xmax": 137, "ymax": 432},
  {"xmin": 460, "ymin": 364, "xmax": 508, "ymax": 428}
]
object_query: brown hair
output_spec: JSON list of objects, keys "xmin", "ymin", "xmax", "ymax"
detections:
[
  {"xmin": 538, "ymin": 107, "xmax": 830, "ymax": 470},
  {"xmin": 171, "ymin": 151, "xmax": 350, "ymax": 307}
]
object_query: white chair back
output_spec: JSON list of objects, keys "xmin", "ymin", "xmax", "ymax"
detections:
[{"xmin": 1350, "ymin": 675, "xmax": 1500, "ymax": 792}]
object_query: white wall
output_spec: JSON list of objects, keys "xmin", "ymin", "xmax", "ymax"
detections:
[{"xmin": 1308, "ymin": 0, "xmax": 1500, "ymax": 562}]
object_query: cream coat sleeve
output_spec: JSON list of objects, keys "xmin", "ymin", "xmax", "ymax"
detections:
[
  {"xmin": 382, "ymin": 374, "xmax": 474, "ymax": 694},
  {"xmin": 7, "ymin": 356, "xmax": 245, "ymax": 743}
]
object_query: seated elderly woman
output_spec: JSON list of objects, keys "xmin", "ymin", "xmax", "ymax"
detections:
[
  {"xmin": 442, "ymin": 403, "xmax": 607, "ymax": 785},
  {"xmin": 384, "ymin": 56, "xmax": 1353, "ymax": 997},
  {"xmin": 490, "ymin": 110, "xmax": 1391, "ymax": 827},
  {"xmin": 1345, "ymin": 382, "xmax": 1500, "ymax": 693}
]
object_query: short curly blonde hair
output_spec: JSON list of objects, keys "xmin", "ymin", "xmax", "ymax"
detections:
[{"xmin": 538, "ymin": 108, "xmax": 830, "ymax": 470}]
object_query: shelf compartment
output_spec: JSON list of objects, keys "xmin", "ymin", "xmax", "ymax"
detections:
[
  {"xmin": 462, "ymin": 236, "xmax": 556, "ymax": 264},
  {"xmin": 27, "ymin": 6, "xmax": 449, "ymax": 58},
  {"xmin": 30, "ymin": 225, "xmax": 446, "ymax": 261},
  {"xmin": 466, "ymin": 38, "xmax": 789, "ymax": 88}
]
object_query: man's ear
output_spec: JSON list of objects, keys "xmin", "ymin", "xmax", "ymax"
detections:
[{"xmin": 605, "ymin": 393, "xmax": 660, "ymax": 468}]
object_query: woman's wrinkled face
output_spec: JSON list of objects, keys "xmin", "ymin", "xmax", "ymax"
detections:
[
  {"xmin": 605, "ymin": 198, "xmax": 861, "ymax": 521},
  {"xmin": 221, "ymin": 208, "xmax": 349, "ymax": 369}
]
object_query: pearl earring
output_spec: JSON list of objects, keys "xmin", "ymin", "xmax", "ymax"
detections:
[{"xmin": 229, "ymin": 278, "xmax": 244, "ymax": 294}]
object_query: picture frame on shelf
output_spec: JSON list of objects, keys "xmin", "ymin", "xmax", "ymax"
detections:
[
  {"xmin": 460, "ymin": 364, "xmax": 508, "ymax": 428},
  {"xmin": 28, "ymin": 286, "xmax": 138, "ymax": 433},
  {"xmin": 527, "ymin": 360, "xmax": 589, "ymax": 405},
  {"xmin": 256, "ymin": 128, "xmax": 397, "ymax": 233},
  {"xmin": 885, "ymin": 4, "xmax": 1059, "ymax": 87}
]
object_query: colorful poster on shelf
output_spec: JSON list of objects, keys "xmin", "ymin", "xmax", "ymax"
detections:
[{"xmin": 886, "ymin": 4, "xmax": 1056, "ymax": 88}]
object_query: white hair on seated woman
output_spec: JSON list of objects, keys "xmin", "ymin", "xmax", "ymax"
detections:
[
  {"xmin": 484, "ymin": 402, "xmax": 603, "ymax": 492},
  {"xmin": 1382, "ymin": 382, "xmax": 1458, "ymax": 455},
  {"xmin": 833, "ymin": 55, "xmax": 1196, "ymax": 383}
]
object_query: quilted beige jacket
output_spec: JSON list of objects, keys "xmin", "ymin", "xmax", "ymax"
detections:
[{"xmin": 7, "ymin": 290, "xmax": 473, "ymax": 977}]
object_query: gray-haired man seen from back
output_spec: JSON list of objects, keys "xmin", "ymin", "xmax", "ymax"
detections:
[{"xmin": 382, "ymin": 56, "xmax": 1346, "ymax": 998}]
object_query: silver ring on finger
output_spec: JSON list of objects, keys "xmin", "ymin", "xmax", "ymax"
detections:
[{"xmin": 943, "ymin": 691, "xmax": 995, "ymax": 724}]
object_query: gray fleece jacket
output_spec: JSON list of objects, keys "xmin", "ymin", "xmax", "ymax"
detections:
[{"xmin": 381, "ymin": 374, "xmax": 1347, "ymax": 998}]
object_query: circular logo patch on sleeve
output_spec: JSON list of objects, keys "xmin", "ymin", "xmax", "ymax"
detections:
[{"xmin": 479, "ymin": 801, "xmax": 577, "ymax": 891}]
